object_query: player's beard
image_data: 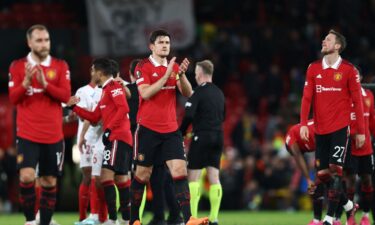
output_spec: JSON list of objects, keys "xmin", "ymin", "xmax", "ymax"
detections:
[
  {"xmin": 33, "ymin": 48, "xmax": 50, "ymax": 61},
  {"xmin": 321, "ymin": 47, "xmax": 334, "ymax": 55}
]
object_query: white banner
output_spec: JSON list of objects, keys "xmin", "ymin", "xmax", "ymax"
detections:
[{"xmin": 86, "ymin": 0, "xmax": 196, "ymax": 56}]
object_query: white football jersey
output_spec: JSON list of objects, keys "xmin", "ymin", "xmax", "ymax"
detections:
[{"xmin": 75, "ymin": 84, "xmax": 103, "ymax": 142}]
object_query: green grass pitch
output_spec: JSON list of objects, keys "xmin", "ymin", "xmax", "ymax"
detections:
[{"xmin": 0, "ymin": 211, "xmax": 369, "ymax": 225}]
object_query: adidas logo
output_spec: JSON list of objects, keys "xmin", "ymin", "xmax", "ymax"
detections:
[{"xmin": 316, "ymin": 74, "xmax": 322, "ymax": 79}]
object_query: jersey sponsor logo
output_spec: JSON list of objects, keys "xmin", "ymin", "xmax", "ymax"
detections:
[
  {"xmin": 26, "ymin": 87, "xmax": 45, "ymax": 96},
  {"xmin": 136, "ymin": 77, "xmax": 144, "ymax": 84},
  {"xmin": 316, "ymin": 74, "xmax": 322, "ymax": 79},
  {"xmin": 315, "ymin": 85, "xmax": 342, "ymax": 93},
  {"xmin": 111, "ymin": 88, "xmax": 123, "ymax": 97},
  {"xmin": 46, "ymin": 69, "xmax": 56, "ymax": 80},
  {"xmin": 333, "ymin": 72, "xmax": 342, "ymax": 81}
]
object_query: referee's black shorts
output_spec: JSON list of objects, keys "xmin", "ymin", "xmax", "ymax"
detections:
[{"xmin": 187, "ymin": 130, "xmax": 223, "ymax": 169}]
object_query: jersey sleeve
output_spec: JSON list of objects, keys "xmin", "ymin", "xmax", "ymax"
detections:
[
  {"xmin": 135, "ymin": 62, "xmax": 151, "ymax": 86},
  {"xmin": 73, "ymin": 103, "xmax": 101, "ymax": 124},
  {"xmin": 180, "ymin": 90, "xmax": 200, "ymax": 135},
  {"xmin": 8, "ymin": 61, "xmax": 28, "ymax": 104},
  {"xmin": 106, "ymin": 85, "xmax": 129, "ymax": 131},
  {"xmin": 45, "ymin": 61, "xmax": 71, "ymax": 103},
  {"xmin": 300, "ymin": 64, "xmax": 314, "ymax": 126},
  {"xmin": 349, "ymin": 66, "xmax": 365, "ymax": 134}
]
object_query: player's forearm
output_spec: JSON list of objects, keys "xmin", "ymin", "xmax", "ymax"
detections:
[
  {"xmin": 138, "ymin": 76, "xmax": 168, "ymax": 100},
  {"xmin": 300, "ymin": 95, "xmax": 311, "ymax": 125},
  {"xmin": 180, "ymin": 116, "xmax": 192, "ymax": 136},
  {"xmin": 9, "ymin": 85, "xmax": 27, "ymax": 104},
  {"xmin": 73, "ymin": 106, "xmax": 101, "ymax": 124},
  {"xmin": 45, "ymin": 83, "xmax": 71, "ymax": 103},
  {"xmin": 296, "ymin": 154, "xmax": 310, "ymax": 180},
  {"xmin": 178, "ymin": 73, "xmax": 193, "ymax": 97},
  {"xmin": 80, "ymin": 120, "xmax": 91, "ymax": 141}
]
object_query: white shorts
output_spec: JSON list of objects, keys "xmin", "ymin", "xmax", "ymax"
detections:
[
  {"xmin": 79, "ymin": 143, "xmax": 94, "ymax": 168},
  {"xmin": 91, "ymin": 139, "xmax": 104, "ymax": 177}
]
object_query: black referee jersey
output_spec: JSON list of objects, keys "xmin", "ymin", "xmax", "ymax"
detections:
[{"xmin": 180, "ymin": 82, "xmax": 225, "ymax": 135}]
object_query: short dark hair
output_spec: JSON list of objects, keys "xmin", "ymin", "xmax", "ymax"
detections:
[
  {"xmin": 26, "ymin": 24, "xmax": 48, "ymax": 40},
  {"xmin": 109, "ymin": 59, "xmax": 119, "ymax": 76},
  {"xmin": 129, "ymin": 59, "xmax": 141, "ymax": 76},
  {"xmin": 196, "ymin": 60, "xmax": 214, "ymax": 76},
  {"xmin": 149, "ymin": 30, "xmax": 170, "ymax": 44},
  {"xmin": 329, "ymin": 29, "xmax": 347, "ymax": 53},
  {"xmin": 93, "ymin": 58, "xmax": 117, "ymax": 76}
]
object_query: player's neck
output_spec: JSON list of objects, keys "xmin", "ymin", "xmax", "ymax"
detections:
[
  {"xmin": 30, "ymin": 52, "xmax": 47, "ymax": 64},
  {"xmin": 151, "ymin": 54, "xmax": 167, "ymax": 65},
  {"xmin": 324, "ymin": 53, "xmax": 340, "ymax": 67}
]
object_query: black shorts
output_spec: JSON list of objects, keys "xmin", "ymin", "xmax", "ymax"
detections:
[
  {"xmin": 134, "ymin": 125, "xmax": 185, "ymax": 167},
  {"xmin": 346, "ymin": 154, "xmax": 375, "ymax": 175},
  {"xmin": 188, "ymin": 131, "xmax": 223, "ymax": 169},
  {"xmin": 16, "ymin": 137, "xmax": 65, "ymax": 177},
  {"xmin": 102, "ymin": 140, "xmax": 132, "ymax": 175},
  {"xmin": 315, "ymin": 127, "xmax": 349, "ymax": 171}
]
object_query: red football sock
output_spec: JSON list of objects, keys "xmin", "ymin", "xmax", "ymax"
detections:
[
  {"xmin": 90, "ymin": 178, "xmax": 99, "ymax": 214},
  {"xmin": 97, "ymin": 187, "xmax": 108, "ymax": 222},
  {"xmin": 79, "ymin": 183, "xmax": 90, "ymax": 221},
  {"xmin": 34, "ymin": 185, "xmax": 41, "ymax": 215}
]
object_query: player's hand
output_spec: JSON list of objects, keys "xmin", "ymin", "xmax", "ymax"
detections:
[
  {"xmin": 102, "ymin": 128, "xmax": 111, "ymax": 146},
  {"xmin": 23, "ymin": 63, "xmax": 36, "ymax": 88},
  {"xmin": 165, "ymin": 57, "xmax": 176, "ymax": 78},
  {"xmin": 307, "ymin": 179, "xmax": 316, "ymax": 195},
  {"xmin": 35, "ymin": 65, "xmax": 48, "ymax": 88},
  {"xmin": 78, "ymin": 138, "xmax": 87, "ymax": 153},
  {"xmin": 66, "ymin": 96, "xmax": 80, "ymax": 109},
  {"xmin": 355, "ymin": 134, "xmax": 365, "ymax": 148},
  {"xmin": 178, "ymin": 58, "xmax": 190, "ymax": 75},
  {"xmin": 300, "ymin": 126, "xmax": 309, "ymax": 141}
]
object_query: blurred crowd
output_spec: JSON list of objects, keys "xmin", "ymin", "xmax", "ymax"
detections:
[{"xmin": 1, "ymin": 0, "xmax": 375, "ymax": 212}]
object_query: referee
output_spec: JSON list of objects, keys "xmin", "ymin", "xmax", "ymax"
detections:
[{"xmin": 180, "ymin": 60, "xmax": 225, "ymax": 225}]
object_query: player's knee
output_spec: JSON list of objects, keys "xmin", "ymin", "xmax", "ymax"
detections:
[
  {"xmin": 360, "ymin": 174, "xmax": 372, "ymax": 187},
  {"xmin": 39, "ymin": 176, "xmax": 57, "ymax": 187},
  {"xmin": 317, "ymin": 169, "xmax": 332, "ymax": 183},
  {"xmin": 135, "ymin": 166, "xmax": 152, "ymax": 181},
  {"xmin": 170, "ymin": 164, "xmax": 187, "ymax": 177},
  {"xmin": 328, "ymin": 164, "xmax": 343, "ymax": 176},
  {"xmin": 19, "ymin": 169, "xmax": 36, "ymax": 183}
]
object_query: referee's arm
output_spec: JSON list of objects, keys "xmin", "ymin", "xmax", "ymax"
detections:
[{"xmin": 180, "ymin": 91, "xmax": 199, "ymax": 136}]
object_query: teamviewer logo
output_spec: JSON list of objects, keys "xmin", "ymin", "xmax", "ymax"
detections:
[{"xmin": 316, "ymin": 85, "xmax": 322, "ymax": 93}]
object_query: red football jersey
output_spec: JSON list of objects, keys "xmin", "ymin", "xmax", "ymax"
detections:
[
  {"xmin": 300, "ymin": 56, "xmax": 365, "ymax": 135},
  {"xmin": 135, "ymin": 56, "xmax": 180, "ymax": 133},
  {"xmin": 73, "ymin": 78, "xmax": 133, "ymax": 146},
  {"xmin": 285, "ymin": 120, "xmax": 316, "ymax": 153},
  {"xmin": 350, "ymin": 88, "xmax": 374, "ymax": 156},
  {"xmin": 8, "ymin": 54, "xmax": 71, "ymax": 143}
]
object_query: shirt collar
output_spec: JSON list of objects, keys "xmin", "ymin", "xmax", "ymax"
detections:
[
  {"xmin": 27, "ymin": 52, "xmax": 51, "ymax": 67},
  {"xmin": 102, "ymin": 77, "xmax": 113, "ymax": 88},
  {"xmin": 322, "ymin": 56, "xmax": 342, "ymax": 69},
  {"xmin": 149, "ymin": 55, "xmax": 168, "ymax": 67}
]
